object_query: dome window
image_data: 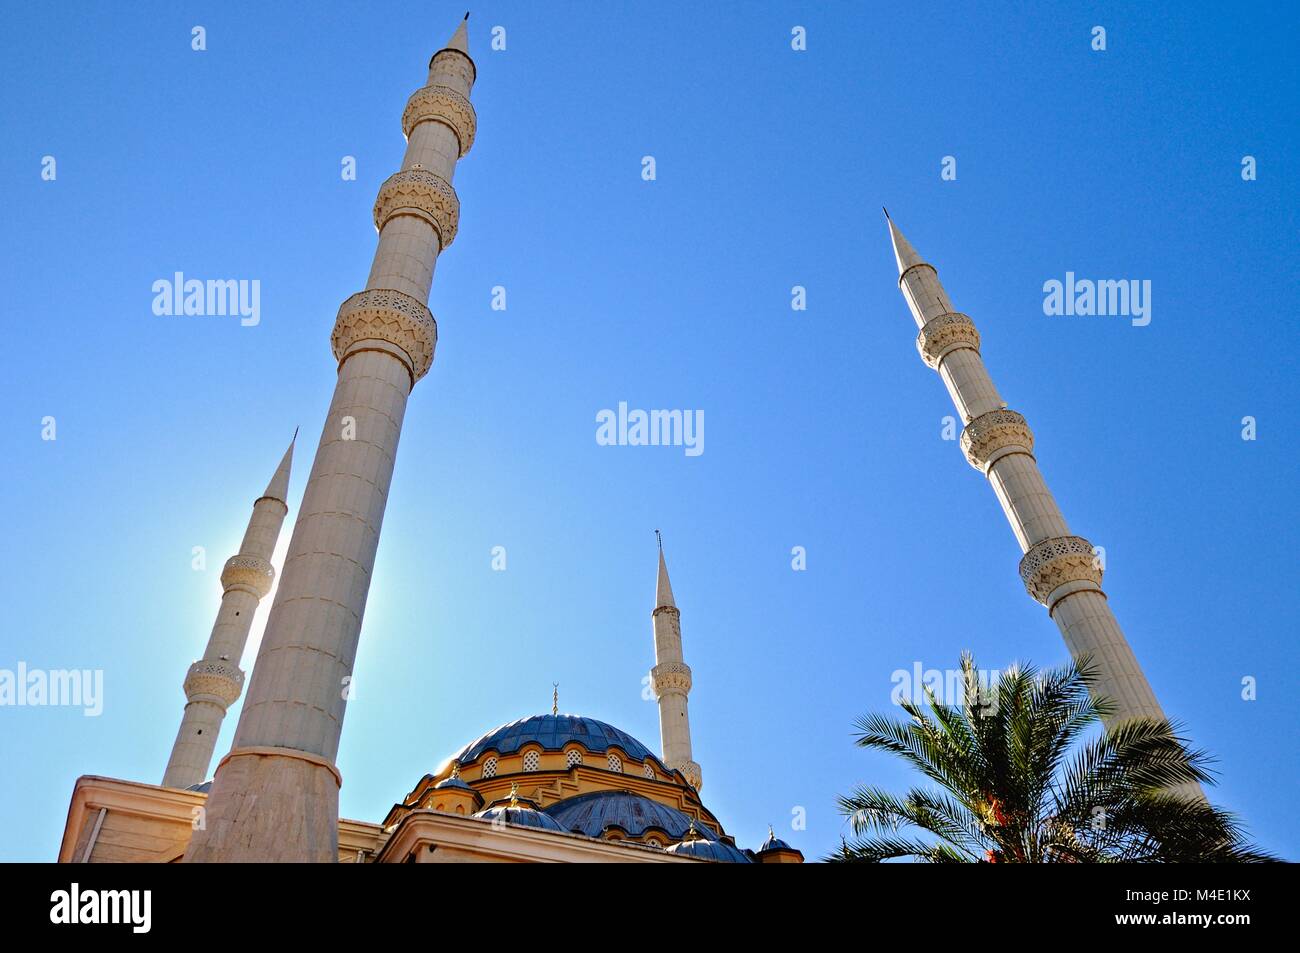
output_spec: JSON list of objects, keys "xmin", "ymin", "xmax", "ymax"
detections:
[
  {"xmin": 481, "ymin": 756, "xmax": 498, "ymax": 779},
  {"xmin": 522, "ymin": 750, "xmax": 540, "ymax": 772},
  {"xmin": 643, "ymin": 762, "xmax": 655, "ymax": 779},
  {"xmin": 565, "ymin": 749, "xmax": 583, "ymax": 769},
  {"xmin": 607, "ymin": 753, "xmax": 623, "ymax": 773}
]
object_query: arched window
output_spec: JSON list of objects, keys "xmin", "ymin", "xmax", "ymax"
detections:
[
  {"xmin": 565, "ymin": 749, "xmax": 583, "ymax": 768},
  {"xmin": 607, "ymin": 753, "xmax": 623, "ymax": 773},
  {"xmin": 481, "ymin": 756, "xmax": 498, "ymax": 779},
  {"xmin": 522, "ymin": 750, "xmax": 540, "ymax": 772},
  {"xmin": 645, "ymin": 837, "xmax": 662, "ymax": 849}
]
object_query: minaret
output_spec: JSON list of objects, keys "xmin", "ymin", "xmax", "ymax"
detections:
[
  {"xmin": 161, "ymin": 436, "xmax": 295, "ymax": 790},
  {"xmin": 184, "ymin": 17, "xmax": 478, "ymax": 862},
  {"xmin": 884, "ymin": 211, "xmax": 1166, "ymax": 727},
  {"xmin": 649, "ymin": 533, "xmax": 702, "ymax": 790}
]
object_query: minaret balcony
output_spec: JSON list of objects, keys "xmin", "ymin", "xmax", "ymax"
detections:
[
  {"xmin": 331, "ymin": 288, "xmax": 438, "ymax": 383},
  {"xmin": 650, "ymin": 662, "xmax": 692, "ymax": 698},
  {"xmin": 183, "ymin": 659, "xmax": 244, "ymax": 708},
  {"xmin": 1019, "ymin": 535, "xmax": 1104, "ymax": 606},
  {"xmin": 402, "ymin": 84, "xmax": 476, "ymax": 157},
  {"xmin": 373, "ymin": 168, "xmax": 460, "ymax": 249},
  {"xmin": 916, "ymin": 312, "xmax": 980, "ymax": 369},
  {"xmin": 220, "ymin": 554, "xmax": 275, "ymax": 598},
  {"xmin": 960, "ymin": 409, "xmax": 1034, "ymax": 472}
]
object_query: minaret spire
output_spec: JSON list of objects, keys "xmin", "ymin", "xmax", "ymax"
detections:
[
  {"xmin": 262, "ymin": 428, "xmax": 296, "ymax": 503},
  {"xmin": 161, "ymin": 436, "xmax": 295, "ymax": 789},
  {"xmin": 446, "ymin": 13, "xmax": 469, "ymax": 53},
  {"xmin": 648, "ymin": 534, "xmax": 701, "ymax": 790},
  {"xmin": 185, "ymin": 16, "xmax": 480, "ymax": 861},
  {"xmin": 884, "ymin": 211, "xmax": 1177, "ymax": 736},
  {"xmin": 884, "ymin": 209, "xmax": 926, "ymax": 279}
]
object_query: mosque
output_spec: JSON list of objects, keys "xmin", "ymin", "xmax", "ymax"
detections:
[
  {"xmin": 57, "ymin": 18, "xmax": 802, "ymax": 864},
  {"xmin": 58, "ymin": 11, "xmax": 1179, "ymax": 863}
]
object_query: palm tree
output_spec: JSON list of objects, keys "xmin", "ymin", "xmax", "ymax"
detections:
[{"xmin": 829, "ymin": 653, "xmax": 1273, "ymax": 862}]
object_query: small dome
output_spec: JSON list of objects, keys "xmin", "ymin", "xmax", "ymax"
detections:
[
  {"xmin": 185, "ymin": 780, "xmax": 213, "ymax": 794},
  {"xmin": 760, "ymin": 828, "xmax": 793, "ymax": 852},
  {"xmin": 434, "ymin": 775, "xmax": 473, "ymax": 792},
  {"xmin": 473, "ymin": 804, "xmax": 568, "ymax": 833},
  {"xmin": 434, "ymin": 760, "xmax": 472, "ymax": 791},
  {"xmin": 665, "ymin": 837, "xmax": 751, "ymax": 863}
]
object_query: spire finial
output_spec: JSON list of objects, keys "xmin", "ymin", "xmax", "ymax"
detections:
[
  {"xmin": 882, "ymin": 206, "xmax": 890, "ymax": 220},
  {"xmin": 552, "ymin": 682, "xmax": 558, "ymax": 716},
  {"xmin": 685, "ymin": 818, "xmax": 699, "ymax": 841},
  {"xmin": 884, "ymin": 211, "xmax": 925, "ymax": 276},
  {"xmin": 655, "ymin": 528, "xmax": 663, "ymax": 553},
  {"xmin": 449, "ymin": 759, "xmax": 461, "ymax": 779},
  {"xmin": 768, "ymin": 824, "xmax": 776, "ymax": 839},
  {"xmin": 508, "ymin": 781, "xmax": 519, "ymax": 808}
]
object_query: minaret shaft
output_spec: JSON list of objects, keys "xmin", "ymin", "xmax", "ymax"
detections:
[
  {"xmin": 889, "ymin": 217, "xmax": 1165, "ymax": 727},
  {"xmin": 161, "ymin": 444, "xmax": 293, "ymax": 790},
  {"xmin": 183, "ymin": 22, "xmax": 477, "ymax": 862},
  {"xmin": 649, "ymin": 547, "xmax": 702, "ymax": 790}
]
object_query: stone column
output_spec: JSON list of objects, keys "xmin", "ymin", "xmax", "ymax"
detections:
[
  {"xmin": 184, "ymin": 20, "xmax": 477, "ymax": 862},
  {"xmin": 162, "ymin": 441, "xmax": 293, "ymax": 790},
  {"xmin": 888, "ymin": 214, "xmax": 1165, "ymax": 727},
  {"xmin": 649, "ymin": 547, "xmax": 702, "ymax": 789}
]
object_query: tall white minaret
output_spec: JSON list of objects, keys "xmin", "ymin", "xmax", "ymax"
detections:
[
  {"xmin": 185, "ymin": 16, "xmax": 478, "ymax": 862},
  {"xmin": 162, "ymin": 436, "xmax": 294, "ymax": 790},
  {"xmin": 884, "ymin": 210, "xmax": 1167, "ymax": 727},
  {"xmin": 649, "ymin": 533, "xmax": 702, "ymax": 790}
]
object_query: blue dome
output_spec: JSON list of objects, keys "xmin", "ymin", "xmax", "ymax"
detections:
[
  {"xmin": 544, "ymin": 790, "xmax": 701, "ymax": 840},
  {"xmin": 760, "ymin": 830, "xmax": 793, "ymax": 852},
  {"xmin": 665, "ymin": 837, "xmax": 752, "ymax": 864},
  {"xmin": 454, "ymin": 714, "xmax": 667, "ymax": 771},
  {"xmin": 473, "ymin": 804, "xmax": 568, "ymax": 833},
  {"xmin": 434, "ymin": 775, "xmax": 473, "ymax": 791}
]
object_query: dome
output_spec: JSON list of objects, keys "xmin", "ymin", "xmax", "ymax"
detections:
[
  {"xmin": 759, "ymin": 828, "xmax": 793, "ymax": 852},
  {"xmin": 665, "ymin": 837, "xmax": 752, "ymax": 863},
  {"xmin": 453, "ymin": 714, "xmax": 668, "ymax": 771},
  {"xmin": 434, "ymin": 776, "xmax": 473, "ymax": 792},
  {"xmin": 473, "ymin": 803, "xmax": 568, "ymax": 833},
  {"xmin": 543, "ymin": 790, "xmax": 702, "ymax": 840},
  {"xmin": 434, "ymin": 761, "xmax": 472, "ymax": 791}
]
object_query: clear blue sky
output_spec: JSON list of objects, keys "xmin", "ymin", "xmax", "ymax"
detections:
[{"xmin": 1, "ymin": 1, "xmax": 1296, "ymax": 862}]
